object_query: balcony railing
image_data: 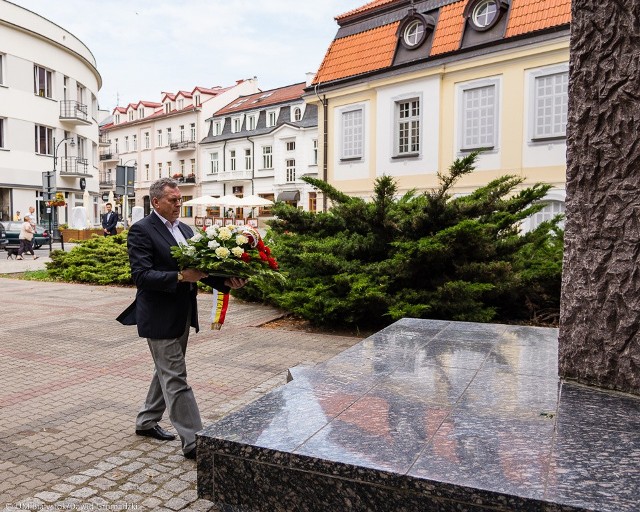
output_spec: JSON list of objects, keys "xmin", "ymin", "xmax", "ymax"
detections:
[
  {"xmin": 59, "ymin": 156, "xmax": 92, "ymax": 177},
  {"xmin": 99, "ymin": 135, "xmax": 111, "ymax": 147},
  {"xmin": 59, "ymin": 100, "xmax": 90, "ymax": 124},
  {"xmin": 169, "ymin": 139, "xmax": 196, "ymax": 151},
  {"xmin": 100, "ymin": 151, "xmax": 118, "ymax": 161},
  {"xmin": 210, "ymin": 170, "xmax": 253, "ymax": 181}
]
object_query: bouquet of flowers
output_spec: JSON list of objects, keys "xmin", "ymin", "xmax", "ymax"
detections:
[{"xmin": 171, "ymin": 225, "xmax": 283, "ymax": 329}]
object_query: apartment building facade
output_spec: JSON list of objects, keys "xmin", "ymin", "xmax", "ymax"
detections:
[
  {"xmin": 309, "ymin": 0, "xmax": 570, "ymax": 228},
  {"xmin": 0, "ymin": 0, "xmax": 102, "ymax": 225},
  {"xmin": 199, "ymin": 79, "xmax": 320, "ymax": 219},
  {"xmin": 99, "ymin": 79, "xmax": 259, "ymax": 226}
]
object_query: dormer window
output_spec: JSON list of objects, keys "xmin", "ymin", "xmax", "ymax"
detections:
[
  {"xmin": 115, "ymin": 114, "xmax": 120, "ymax": 124},
  {"xmin": 398, "ymin": 13, "xmax": 435, "ymax": 50},
  {"xmin": 177, "ymin": 99, "xmax": 184, "ymax": 110},
  {"xmin": 128, "ymin": 111, "xmax": 134, "ymax": 121},
  {"xmin": 467, "ymin": 0, "xmax": 508, "ymax": 31},
  {"xmin": 165, "ymin": 103, "xmax": 171, "ymax": 114},
  {"xmin": 138, "ymin": 108, "xmax": 145, "ymax": 119},
  {"xmin": 248, "ymin": 115, "xmax": 256, "ymax": 130},
  {"xmin": 194, "ymin": 95, "xmax": 201, "ymax": 106},
  {"xmin": 267, "ymin": 110, "xmax": 277, "ymax": 127},
  {"xmin": 404, "ymin": 20, "xmax": 424, "ymax": 47},
  {"xmin": 293, "ymin": 107, "xmax": 302, "ymax": 122},
  {"xmin": 233, "ymin": 117, "xmax": 242, "ymax": 133},
  {"xmin": 214, "ymin": 121, "xmax": 222, "ymax": 136}
]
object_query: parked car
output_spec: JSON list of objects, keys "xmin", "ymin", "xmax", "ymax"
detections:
[
  {"xmin": 0, "ymin": 222, "xmax": 7, "ymax": 248},
  {"xmin": 0, "ymin": 221, "xmax": 51, "ymax": 249}
]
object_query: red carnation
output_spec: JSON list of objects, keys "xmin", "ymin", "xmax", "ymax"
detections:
[
  {"xmin": 267, "ymin": 257, "xmax": 278, "ymax": 270},
  {"xmin": 241, "ymin": 252, "xmax": 251, "ymax": 262},
  {"xmin": 259, "ymin": 251, "xmax": 268, "ymax": 261},
  {"xmin": 264, "ymin": 246, "xmax": 271, "ymax": 256},
  {"xmin": 257, "ymin": 240, "xmax": 266, "ymax": 251}
]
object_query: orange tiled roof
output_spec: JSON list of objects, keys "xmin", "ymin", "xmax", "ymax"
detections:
[
  {"xmin": 214, "ymin": 82, "xmax": 307, "ymax": 116},
  {"xmin": 313, "ymin": 22, "xmax": 400, "ymax": 84},
  {"xmin": 336, "ymin": 0, "xmax": 397, "ymax": 21},
  {"xmin": 506, "ymin": 0, "xmax": 571, "ymax": 37},
  {"xmin": 431, "ymin": 1, "xmax": 466, "ymax": 56},
  {"xmin": 316, "ymin": 0, "xmax": 571, "ymax": 84}
]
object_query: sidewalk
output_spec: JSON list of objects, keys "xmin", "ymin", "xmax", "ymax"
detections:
[
  {"xmin": 0, "ymin": 278, "xmax": 360, "ymax": 511},
  {"xmin": 0, "ymin": 242, "xmax": 77, "ymax": 275}
]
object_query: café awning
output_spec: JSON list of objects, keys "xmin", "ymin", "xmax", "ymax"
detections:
[{"xmin": 277, "ymin": 190, "xmax": 300, "ymax": 202}]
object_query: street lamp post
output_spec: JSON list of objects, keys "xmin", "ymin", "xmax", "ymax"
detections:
[{"xmin": 49, "ymin": 136, "xmax": 75, "ymax": 252}]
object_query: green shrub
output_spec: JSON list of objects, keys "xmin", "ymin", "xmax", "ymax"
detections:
[
  {"xmin": 46, "ymin": 233, "xmax": 132, "ymax": 285},
  {"xmin": 237, "ymin": 153, "xmax": 563, "ymax": 329}
]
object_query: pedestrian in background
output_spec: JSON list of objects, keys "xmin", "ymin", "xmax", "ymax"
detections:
[
  {"xmin": 102, "ymin": 202, "xmax": 118, "ymax": 236},
  {"xmin": 13, "ymin": 211, "xmax": 21, "ymax": 221},
  {"xmin": 17, "ymin": 215, "xmax": 38, "ymax": 260}
]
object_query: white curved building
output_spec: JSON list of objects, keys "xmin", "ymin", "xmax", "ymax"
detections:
[{"xmin": 0, "ymin": 0, "xmax": 102, "ymax": 227}]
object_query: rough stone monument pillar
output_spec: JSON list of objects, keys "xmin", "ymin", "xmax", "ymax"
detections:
[{"xmin": 559, "ymin": 0, "xmax": 640, "ymax": 394}]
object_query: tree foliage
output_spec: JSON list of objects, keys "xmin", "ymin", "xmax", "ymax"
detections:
[{"xmin": 236, "ymin": 152, "xmax": 563, "ymax": 329}]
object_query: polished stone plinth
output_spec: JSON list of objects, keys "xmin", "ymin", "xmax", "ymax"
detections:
[{"xmin": 197, "ymin": 319, "xmax": 640, "ymax": 511}]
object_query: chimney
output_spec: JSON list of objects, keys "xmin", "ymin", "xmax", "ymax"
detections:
[{"xmin": 306, "ymin": 72, "xmax": 316, "ymax": 87}]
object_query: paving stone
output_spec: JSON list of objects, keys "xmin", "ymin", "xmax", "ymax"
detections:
[
  {"xmin": 165, "ymin": 497, "xmax": 189, "ymax": 510},
  {"xmin": 70, "ymin": 486, "xmax": 98, "ymax": 498},
  {"xmin": 0, "ymin": 280, "xmax": 360, "ymax": 510},
  {"xmin": 33, "ymin": 491, "xmax": 61, "ymax": 502}
]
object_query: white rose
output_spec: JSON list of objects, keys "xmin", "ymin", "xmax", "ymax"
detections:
[
  {"xmin": 215, "ymin": 247, "xmax": 230, "ymax": 259},
  {"xmin": 218, "ymin": 227, "xmax": 232, "ymax": 241},
  {"xmin": 231, "ymin": 246, "xmax": 244, "ymax": 258},
  {"xmin": 208, "ymin": 240, "xmax": 220, "ymax": 249},
  {"xmin": 205, "ymin": 225, "xmax": 218, "ymax": 238},
  {"xmin": 185, "ymin": 246, "xmax": 197, "ymax": 257},
  {"xmin": 190, "ymin": 233, "xmax": 203, "ymax": 242},
  {"xmin": 235, "ymin": 234, "xmax": 248, "ymax": 245}
]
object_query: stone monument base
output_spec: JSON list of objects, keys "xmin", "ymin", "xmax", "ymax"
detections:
[{"xmin": 197, "ymin": 319, "xmax": 639, "ymax": 511}]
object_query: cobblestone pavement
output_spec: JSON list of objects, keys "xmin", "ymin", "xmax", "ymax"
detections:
[{"xmin": 0, "ymin": 278, "xmax": 360, "ymax": 511}]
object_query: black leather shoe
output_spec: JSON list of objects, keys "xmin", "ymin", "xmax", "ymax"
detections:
[
  {"xmin": 184, "ymin": 447, "xmax": 197, "ymax": 460},
  {"xmin": 135, "ymin": 425, "xmax": 176, "ymax": 441}
]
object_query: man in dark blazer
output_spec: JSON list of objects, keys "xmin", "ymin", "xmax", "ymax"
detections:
[
  {"xmin": 117, "ymin": 177, "xmax": 245, "ymax": 460},
  {"xmin": 102, "ymin": 203, "xmax": 118, "ymax": 236}
]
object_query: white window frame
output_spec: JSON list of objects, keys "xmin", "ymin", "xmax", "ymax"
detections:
[
  {"xmin": 157, "ymin": 130, "xmax": 162, "ymax": 147},
  {"xmin": 180, "ymin": 125, "xmax": 185, "ymax": 141},
  {"xmin": 293, "ymin": 107, "xmax": 302, "ymax": 122},
  {"xmin": 232, "ymin": 117, "xmax": 242, "ymax": 133},
  {"xmin": 394, "ymin": 97, "xmax": 421, "ymax": 157},
  {"xmin": 128, "ymin": 111, "xmax": 134, "ymax": 121},
  {"xmin": 340, "ymin": 105, "xmax": 365, "ymax": 160},
  {"xmin": 124, "ymin": 136, "xmax": 129, "ymax": 152},
  {"xmin": 145, "ymin": 164, "xmax": 150, "ymax": 181},
  {"xmin": 0, "ymin": 54, "xmax": 5, "ymax": 86},
  {"xmin": 34, "ymin": 65, "xmax": 52, "ymax": 98},
  {"xmin": 230, "ymin": 150, "xmax": 236, "ymax": 171},
  {"xmin": 144, "ymin": 132, "xmax": 150, "ymax": 149},
  {"xmin": 36, "ymin": 125, "xmax": 53, "ymax": 154},
  {"xmin": 245, "ymin": 149, "xmax": 252, "ymax": 170},
  {"xmin": 286, "ymin": 141, "xmax": 296, "ymax": 152},
  {"xmin": 158, "ymin": 162, "xmax": 163, "ymax": 178},
  {"xmin": 190, "ymin": 123, "xmax": 196, "ymax": 141},
  {"xmin": 529, "ymin": 64, "xmax": 569, "ymax": 141},
  {"xmin": 286, "ymin": 158, "xmax": 296, "ymax": 182},
  {"xmin": 210, "ymin": 152, "xmax": 219, "ymax": 174},
  {"xmin": 132, "ymin": 134, "xmax": 137, "ymax": 151},
  {"xmin": 247, "ymin": 115, "xmax": 256, "ymax": 130},
  {"xmin": 458, "ymin": 77, "xmax": 500, "ymax": 152},
  {"xmin": 312, "ymin": 139, "xmax": 318, "ymax": 165},
  {"xmin": 166, "ymin": 127, "xmax": 171, "ymax": 145},
  {"xmin": 194, "ymin": 94, "xmax": 201, "ymax": 106},
  {"xmin": 214, "ymin": 121, "xmax": 222, "ymax": 136},
  {"xmin": 0, "ymin": 118, "xmax": 5, "ymax": 148},
  {"xmin": 267, "ymin": 110, "xmax": 277, "ymax": 127},
  {"xmin": 262, "ymin": 146, "xmax": 273, "ymax": 169}
]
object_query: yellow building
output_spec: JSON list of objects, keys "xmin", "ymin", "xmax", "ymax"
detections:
[{"xmin": 308, "ymin": 0, "xmax": 570, "ymax": 229}]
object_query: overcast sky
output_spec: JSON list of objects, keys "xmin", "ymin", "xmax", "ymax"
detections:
[{"xmin": 10, "ymin": 1, "xmax": 365, "ymax": 112}]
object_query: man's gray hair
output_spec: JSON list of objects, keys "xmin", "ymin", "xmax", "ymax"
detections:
[{"xmin": 149, "ymin": 177, "xmax": 179, "ymax": 201}]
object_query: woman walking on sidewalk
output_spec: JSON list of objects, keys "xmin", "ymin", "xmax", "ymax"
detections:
[{"xmin": 16, "ymin": 215, "xmax": 38, "ymax": 260}]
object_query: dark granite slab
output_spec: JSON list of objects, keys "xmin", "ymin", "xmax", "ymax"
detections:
[{"xmin": 198, "ymin": 319, "xmax": 640, "ymax": 512}]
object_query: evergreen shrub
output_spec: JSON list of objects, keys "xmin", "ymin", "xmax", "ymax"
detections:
[
  {"xmin": 46, "ymin": 233, "xmax": 132, "ymax": 285},
  {"xmin": 236, "ymin": 153, "xmax": 563, "ymax": 329}
]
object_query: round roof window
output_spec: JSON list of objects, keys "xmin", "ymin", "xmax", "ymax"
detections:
[
  {"xmin": 471, "ymin": 0, "xmax": 500, "ymax": 30},
  {"xmin": 403, "ymin": 19, "xmax": 426, "ymax": 48}
]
